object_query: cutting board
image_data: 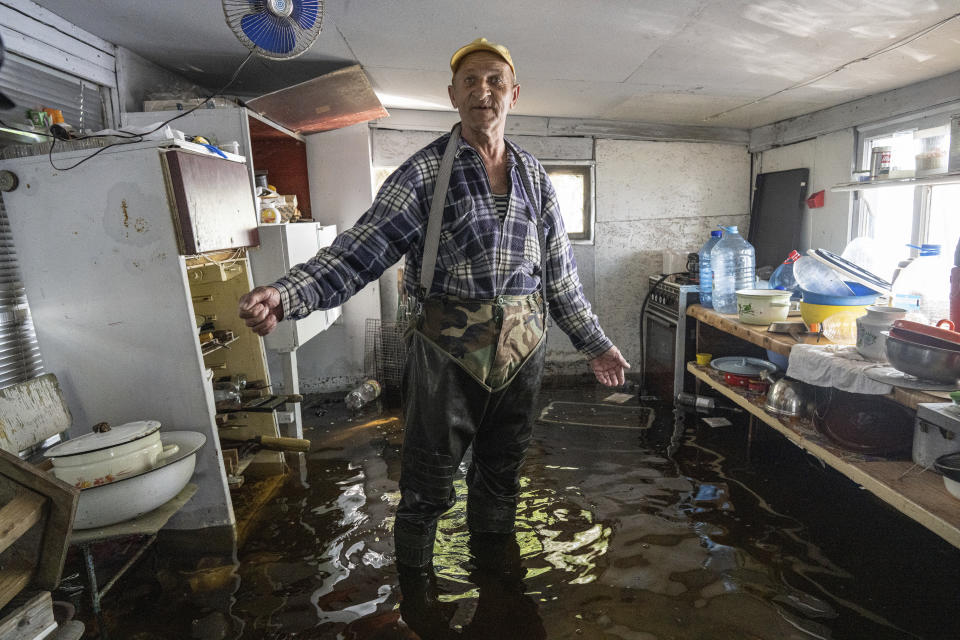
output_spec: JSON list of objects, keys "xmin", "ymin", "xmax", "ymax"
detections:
[{"xmin": 0, "ymin": 374, "xmax": 71, "ymax": 454}]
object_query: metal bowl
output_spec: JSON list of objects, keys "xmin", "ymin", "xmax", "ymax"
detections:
[
  {"xmin": 884, "ymin": 333, "xmax": 960, "ymax": 384},
  {"xmin": 763, "ymin": 376, "xmax": 811, "ymax": 418}
]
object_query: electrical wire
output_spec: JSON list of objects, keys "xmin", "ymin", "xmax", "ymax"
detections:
[
  {"xmin": 3, "ymin": 51, "xmax": 255, "ymax": 172},
  {"xmin": 705, "ymin": 11, "xmax": 960, "ymax": 122}
]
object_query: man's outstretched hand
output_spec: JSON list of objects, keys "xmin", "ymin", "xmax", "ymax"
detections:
[
  {"xmin": 238, "ymin": 286, "xmax": 283, "ymax": 336},
  {"xmin": 588, "ymin": 345, "xmax": 630, "ymax": 387}
]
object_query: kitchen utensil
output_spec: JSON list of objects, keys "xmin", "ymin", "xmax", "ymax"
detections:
[
  {"xmin": 856, "ymin": 306, "xmax": 908, "ymax": 361},
  {"xmin": 813, "ymin": 390, "xmax": 913, "ymax": 456},
  {"xmin": 806, "ymin": 248, "xmax": 892, "ymax": 295},
  {"xmin": 695, "ymin": 353, "xmax": 712, "ymax": 366},
  {"xmin": 747, "ymin": 379, "xmax": 769, "ymax": 393},
  {"xmin": 934, "ymin": 452, "xmax": 960, "ymax": 500},
  {"xmin": 892, "ymin": 319, "xmax": 960, "ymax": 345},
  {"xmin": 724, "ymin": 372, "xmax": 755, "ymax": 387},
  {"xmin": 883, "ymin": 332, "xmax": 960, "ymax": 384},
  {"xmin": 863, "ymin": 366, "xmax": 960, "ymax": 391},
  {"xmin": 889, "ymin": 326, "xmax": 960, "ymax": 352},
  {"xmin": 800, "ymin": 301, "xmax": 869, "ymax": 332},
  {"xmin": 735, "ymin": 289, "xmax": 792, "ymax": 325},
  {"xmin": 794, "ymin": 256, "xmax": 854, "ymax": 297},
  {"xmin": 767, "ymin": 321, "xmax": 807, "ymax": 335},
  {"xmin": 73, "ymin": 431, "xmax": 205, "ymax": 529},
  {"xmin": 800, "ymin": 281, "xmax": 878, "ymax": 306},
  {"xmin": 762, "ymin": 372, "xmax": 811, "ymax": 418},
  {"xmin": 913, "ymin": 402, "xmax": 960, "ymax": 468},
  {"xmin": 44, "ymin": 420, "xmax": 178, "ymax": 489},
  {"xmin": 709, "ymin": 356, "xmax": 778, "ymax": 377},
  {"xmin": 821, "ymin": 311, "xmax": 863, "ymax": 345}
]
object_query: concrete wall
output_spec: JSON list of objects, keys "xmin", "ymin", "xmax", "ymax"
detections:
[
  {"xmin": 753, "ymin": 129, "xmax": 855, "ymax": 254},
  {"xmin": 271, "ymin": 123, "xmax": 381, "ymax": 393}
]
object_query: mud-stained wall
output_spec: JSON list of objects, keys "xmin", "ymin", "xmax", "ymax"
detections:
[{"xmin": 590, "ymin": 140, "xmax": 751, "ymax": 377}]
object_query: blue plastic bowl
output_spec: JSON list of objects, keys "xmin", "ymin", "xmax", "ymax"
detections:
[{"xmin": 800, "ymin": 282, "xmax": 878, "ymax": 306}]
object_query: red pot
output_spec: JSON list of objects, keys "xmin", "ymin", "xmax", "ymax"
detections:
[{"xmin": 724, "ymin": 372, "xmax": 755, "ymax": 387}]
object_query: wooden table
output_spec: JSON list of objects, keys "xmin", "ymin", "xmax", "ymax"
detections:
[{"xmin": 685, "ymin": 305, "xmax": 960, "ymax": 550}]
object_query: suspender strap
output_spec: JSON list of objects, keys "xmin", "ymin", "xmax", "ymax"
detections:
[
  {"xmin": 418, "ymin": 123, "xmax": 461, "ymax": 299},
  {"xmin": 511, "ymin": 148, "xmax": 549, "ymax": 314}
]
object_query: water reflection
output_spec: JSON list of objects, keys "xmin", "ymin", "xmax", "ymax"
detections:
[{"xmin": 93, "ymin": 394, "xmax": 960, "ymax": 640}]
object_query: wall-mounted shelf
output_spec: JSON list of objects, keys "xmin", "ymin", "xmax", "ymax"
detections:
[{"xmin": 831, "ymin": 171, "xmax": 960, "ymax": 192}]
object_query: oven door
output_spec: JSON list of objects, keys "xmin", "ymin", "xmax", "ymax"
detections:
[{"xmin": 643, "ymin": 308, "xmax": 679, "ymax": 402}]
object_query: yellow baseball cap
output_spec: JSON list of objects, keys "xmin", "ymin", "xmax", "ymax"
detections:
[{"xmin": 450, "ymin": 38, "xmax": 516, "ymax": 77}]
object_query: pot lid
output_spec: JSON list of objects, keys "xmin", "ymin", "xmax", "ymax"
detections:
[
  {"xmin": 709, "ymin": 356, "xmax": 778, "ymax": 376},
  {"xmin": 44, "ymin": 420, "xmax": 161, "ymax": 457},
  {"xmin": 806, "ymin": 249, "xmax": 892, "ymax": 294}
]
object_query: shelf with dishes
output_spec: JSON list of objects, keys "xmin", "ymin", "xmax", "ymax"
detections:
[{"xmin": 687, "ymin": 362, "xmax": 960, "ymax": 550}]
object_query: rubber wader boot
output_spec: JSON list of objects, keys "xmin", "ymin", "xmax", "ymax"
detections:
[{"xmin": 397, "ymin": 563, "xmax": 459, "ymax": 639}]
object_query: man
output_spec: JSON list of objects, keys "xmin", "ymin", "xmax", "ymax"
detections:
[{"xmin": 239, "ymin": 37, "xmax": 628, "ymax": 634}]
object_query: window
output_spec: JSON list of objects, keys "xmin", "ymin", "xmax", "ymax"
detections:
[
  {"xmin": 542, "ymin": 161, "xmax": 595, "ymax": 243},
  {"xmin": 855, "ymin": 120, "xmax": 959, "ymax": 278},
  {"xmin": 372, "ymin": 160, "xmax": 598, "ymax": 244}
]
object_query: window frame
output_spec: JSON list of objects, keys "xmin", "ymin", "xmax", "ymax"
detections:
[
  {"xmin": 852, "ymin": 110, "xmax": 957, "ymax": 257},
  {"xmin": 540, "ymin": 160, "xmax": 596, "ymax": 245}
]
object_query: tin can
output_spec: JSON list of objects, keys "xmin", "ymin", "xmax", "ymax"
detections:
[{"xmin": 870, "ymin": 146, "xmax": 892, "ymax": 178}]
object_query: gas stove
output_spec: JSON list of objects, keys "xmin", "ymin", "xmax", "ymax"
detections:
[{"xmin": 647, "ymin": 274, "xmax": 700, "ymax": 319}]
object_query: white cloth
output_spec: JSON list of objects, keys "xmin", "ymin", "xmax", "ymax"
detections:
[{"xmin": 786, "ymin": 344, "xmax": 893, "ymax": 395}]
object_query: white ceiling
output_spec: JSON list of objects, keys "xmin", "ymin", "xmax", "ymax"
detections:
[{"xmin": 32, "ymin": 0, "xmax": 960, "ymax": 130}]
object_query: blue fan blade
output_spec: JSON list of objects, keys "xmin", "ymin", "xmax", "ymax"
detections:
[
  {"xmin": 241, "ymin": 12, "xmax": 295, "ymax": 54},
  {"xmin": 291, "ymin": 0, "xmax": 319, "ymax": 30}
]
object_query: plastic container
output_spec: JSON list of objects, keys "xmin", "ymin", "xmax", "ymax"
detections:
[
  {"xmin": 769, "ymin": 250, "xmax": 801, "ymax": 299},
  {"xmin": 794, "ymin": 256, "xmax": 854, "ymax": 297},
  {"xmin": 800, "ymin": 281, "xmax": 878, "ymax": 306},
  {"xmin": 345, "ymin": 379, "xmax": 381, "ymax": 411},
  {"xmin": 697, "ymin": 230, "xmax": 723, "ymax": 308},
  {"xmin": 951, "ymin": 237, "xmax": 960, "ymax": 325},
  {"xmin": 891, "ymin": 244, "xmax": 952, "ymax": 323},
  {"xmin": 710, "ymin": 226, "xmax": 755, "ymax": 314}
]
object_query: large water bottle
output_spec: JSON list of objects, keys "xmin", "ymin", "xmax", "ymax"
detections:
[
  {"xmin": 697, "ymin": 230, "xmax": 723, "ymax": 308},
  {"xmin": 710, "ymin": 225, "xmax": 756, "ymax": 314},
  {"xmin": 892, "ymin": 244, "xmax": 952, "ymax": 322}
]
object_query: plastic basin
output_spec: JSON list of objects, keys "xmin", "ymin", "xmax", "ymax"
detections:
[
  {"xmin": 800, "ymin": 301, "xmax": 869, "ymax": 331},
  {"xmin": 800, "ymin": 282, "xmax": 878, "ymax": 306}
]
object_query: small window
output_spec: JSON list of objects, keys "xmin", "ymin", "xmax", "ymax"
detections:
[{"xmin": 542, "ymin": 161, "xmax": 595, "ymax": 243}]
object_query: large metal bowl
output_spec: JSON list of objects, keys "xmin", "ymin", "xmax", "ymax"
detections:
[{"xmin": 884, "ymin": 333, "xmax": 960, "ymax": 384}]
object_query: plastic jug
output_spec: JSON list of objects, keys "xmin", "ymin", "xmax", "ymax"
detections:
[
  {"xmin": 769, "ymin": 250, "xmax": 802, "ymax": 299},
  {"xmin": 710, "ymin": 225, "xmax": 756, "ymax": 314},
  {"xmin": 698, "ymin": 230, "xmax": 723, "ymax": 308},
  {"xmin": 345, "ymin": 379, "xmax": 381, "ymax": 411},
  {"xmin": 892, "ymin": 244, "xmax": 951, "ymax": 323}
]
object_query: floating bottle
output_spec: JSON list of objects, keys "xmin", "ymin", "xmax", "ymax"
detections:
[{"xmin": 345, "ymin": 379, "xmax": 381, "ymax": 411}]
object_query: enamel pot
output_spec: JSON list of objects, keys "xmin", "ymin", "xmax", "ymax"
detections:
[{"xmin": 43, "ymin": 420, "xmax": 179, "ymax": 489}]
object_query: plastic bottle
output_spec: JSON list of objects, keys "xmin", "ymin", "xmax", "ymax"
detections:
[
  {"xmin": 697, "ymin": 230, "xmax": 723, "ymax": 308},
  {"xmin": 891, "ymin": 244, "xmax": 952, "ymax": 323},
  {"xmin": 710, "ymin": 225, "xmax": 756, "ymax": 314},
  {"xmin": 769, "ymin": 250, "xmax": 802, "ymax": 299},
  {"xmin": 345, "ymin": 379, "xmax": 381, "ymax": 411}
]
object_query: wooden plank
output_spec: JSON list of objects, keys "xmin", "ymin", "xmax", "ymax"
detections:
[
  {"xmin": 0, "ymin": 373, "xmax": 72, "ymax": 455},
  {"xmin": 688, "ymin": 304, "xmax": 945, "ymax": 408},
  {"xmin": 0, "ymin": 558, "xmax": 33, "ymax": 610},
  {"xmin": 0, "ymin": 590, "xmax": 55, "ymax": 640},
  {"xmin": 689, "ymin": 363, "xmax": 960, "ymax": 549},
  {"xmin": 0, "ymin": 449, "xmax": 77, "ymax": 589},
  {"xmin": 0, "ymin": 489, "xmax": 45, "ymax": 555}
]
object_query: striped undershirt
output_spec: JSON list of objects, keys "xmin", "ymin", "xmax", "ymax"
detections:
[{"xmin": 493, "ymin": 193, "xmax": 509, "ymax": 222}]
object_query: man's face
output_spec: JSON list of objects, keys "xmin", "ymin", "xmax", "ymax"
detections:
[{"xmin": 448, "ymin": 51, "xmax": 519, "ymax": 134}]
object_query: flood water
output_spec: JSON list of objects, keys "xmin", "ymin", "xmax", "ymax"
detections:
[{"xmin": 78, "ymin": 386, "xmax": 960, "ymax": 639}]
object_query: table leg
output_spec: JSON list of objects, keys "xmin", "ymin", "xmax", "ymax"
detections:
[{"xmin": 80, "ymin": 543, "xmax": 106, "ymax": 639}]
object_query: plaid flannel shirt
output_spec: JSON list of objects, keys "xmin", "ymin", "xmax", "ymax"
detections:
[{"xmin": 272, "ymin": 131, "xmax": 612, "ymax": 359}]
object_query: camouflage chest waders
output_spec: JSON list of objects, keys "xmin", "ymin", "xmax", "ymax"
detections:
[{"xmin": 394, "ymin": 124, "xmax": 549, "ymax": 568}]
